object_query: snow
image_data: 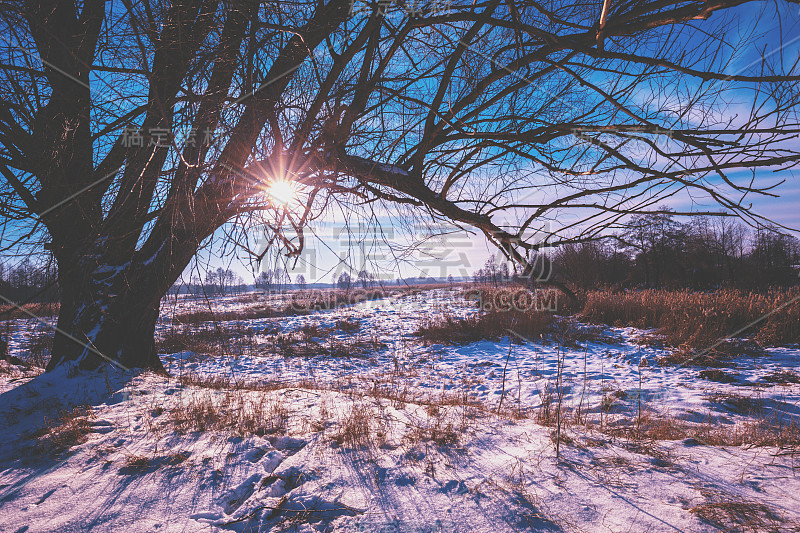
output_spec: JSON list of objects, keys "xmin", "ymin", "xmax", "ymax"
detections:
[{"xmin": 1, "ymin": 289, "xmax": 800, "ymax": 531}]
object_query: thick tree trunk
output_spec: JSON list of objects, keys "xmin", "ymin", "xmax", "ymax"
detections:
[{"xmin": 46, "ymin": 252, "xmax": 172, "ymax": 373}]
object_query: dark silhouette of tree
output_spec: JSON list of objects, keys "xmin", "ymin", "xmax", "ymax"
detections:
[
  {"xmin": 254, "ymin": 270, "xmax": 274, "ymax": 293},
  {"xmin": 548, "ymin": 218, "xmax": 800, "ymax": 291},
  {"xmin": 296, "ymin": 274, "xmax": 307, "ymax": 290},
  {"xmin": 205, "ymin": 267, "xmax": 236, "ymax": 296},
  {"xmin": 1, "ymin": 0, "xmax": 799, "ymax": 371},
  {"xmin": 357, "ymin": 269, "xmax": 374, "ymax": 288},
  {"xmin": 337, "ymin": 272, "xmax": 352, "ymax": 290}
]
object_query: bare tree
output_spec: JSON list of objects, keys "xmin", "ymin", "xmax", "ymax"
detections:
[
  {"xmin": 1, "ymin": 0, "xmax": 799, "ymax": 371},
  {"xmin": 357, "ymin": 269, "xmax": 375, "ymax": 288},
  {"xmin": 337, "ymin": 272, "xmax": 352, "ymax": 290},
  {"xmin": 254, "ymin": 270, "xmax": 274, "ymax": 293},
  {"xmin": 205, "ymin": 267, "xmax": 235, "ymax": 296}
]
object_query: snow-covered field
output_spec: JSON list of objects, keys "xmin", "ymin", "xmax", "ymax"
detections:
[{"xmin": 1, "ymin": 289, "xmax": 799, "ymax": 532}]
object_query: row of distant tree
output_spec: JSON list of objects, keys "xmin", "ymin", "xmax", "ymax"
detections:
[
  {"xmin": 334, "ymin": 270, "xmax": 379, "ymax": 290},
  {"xmin": 473, "ymin": 214, "xmax": 800, "ymax": 290},
  {"xmin": 165, "ymin": 267, "xmax": 381, "ymax": 298},
  {"xmin": 5, "ymin": 213, "xmax": 797, "ymax": 305},
  {"xmin": 168, "ymin": 268, "xmax": 308, "ymax": 297},
  {"xmin": 165, "ymin": 268, "xmax": 249, "ymax": 298},
  {"xmin": 0, "ymin": 259, "xmax": 58, "ymax": 303},
  {"xmin": 255, "ymin": 268, "xmax": 296, "ymax": 292}
]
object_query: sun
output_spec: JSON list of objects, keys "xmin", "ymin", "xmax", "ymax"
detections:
[{"xmin": 266, "ymin": 179, "xmax": 296, "ymax": 206}]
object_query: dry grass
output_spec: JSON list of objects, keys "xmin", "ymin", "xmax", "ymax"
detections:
[
  {"xmin": 601, "ymin": 389, "xmax": 628, "ymax": 413},
  {"xmin": 698, "ymin": 368, "xmax": 738, "ymax": 383},
  {"xmin": 336, "ymin": 318, "xmax": 360, "ymax": 334},
  {"xmin": 657, "ymin": 338, "xmax": 764, "ymax": 367},
  {"xmin": 270, "ymin": 329, "xmax": 384, "ymax": 358},
  {"xmin": 34, "ymin": 405, "xmax": 94, "ymax": 455},
  {"xmin": 298, "ymin": 323, "xmax": 330, "ymax": 342},
  {"xmin": 416, "ymin": 309, "xmax": 553, "ymax": 345},
  {"xmin": 172, "ymin": 306, "xmax": 278, "ymax": 324},
  {"xmin": 0, "ymin": 302, "xmax": 59, "ymax": 320},
  {"xmin": 177, "ymin": 373, "xmax": 323, "ymax": 393},
  {"xmin": 177, "ymin": 372, "xmax": 485, "ymax": 447},
  {"xmin": 169, "ymin": 390, "xmax": 288, "ymax": 436},
  {"xmin": 157, "ymin": 324, "xmax": 257, "ymax": 355},
  {"xmin": 608, "ymin": 410, "xmax": 800, "ymax": 447},
  {"xmin": 535, "ymin": 381, "xmax": 557, "ymax": 425},
  {"xmin": 415, "ymin": 309, "xmax": 614, "ymax": 347},
  {"xmin": 762, "ymin": 369, "xmax": 800, "ymax": 385},
  {"xmin": 406, "ymin": 407, "xmax": 461, "ymax": 447},
  {"xmin": 121, "ymin": 454, "xmax": 152, "ymax": 473},
  {"xmin": 332, "ymin": 401, "xmax": 382, "ymax": 448},
  {"xmin": 465, "ymin": 286, "xmax": 579, "ymax": 314},
  {"xmin": 182, "ymin": 372, "xmax": 478, "ymax": 411},
  {"xmin": 581, "ymin": 288, "xmax": 800, "ymax": 348},
  {"xmin": 550, "ymin": 318, "xmax": 621, "ymax": 347},
  {"xmin": 690, "ymin": 490, "xmax": 785, "ymax": 532},
  {"xmin": 119, "ymin": 451, "xmax": 190, "ymax": 475},
  {"xmin": 25, "ymin": 333, "xmax": 53, "ymax": 368}
]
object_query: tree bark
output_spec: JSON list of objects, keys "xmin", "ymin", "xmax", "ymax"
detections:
[{"xmin": 47, "ymin": 262, "xmax": 166, "ymax": 373}]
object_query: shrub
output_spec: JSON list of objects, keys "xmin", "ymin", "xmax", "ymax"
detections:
[
  {"xmin": 332, "ymin": 401, "xmax": 378, "ymax": 448},
  {"xmin": 336, "ymin": 318, "xmax": 360, "ymax": 334},
  {"xmin": 26, "ymin": 333, "xmax": 53, "ymax": 367}
]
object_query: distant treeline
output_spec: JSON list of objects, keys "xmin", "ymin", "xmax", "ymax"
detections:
[
  {"xmin": 0, "ymin": 259, "xmax": 59, "ymax": 303},
  {"xmin": 474, "ymin": 214, "xmax": 800, "ymax": 290}
]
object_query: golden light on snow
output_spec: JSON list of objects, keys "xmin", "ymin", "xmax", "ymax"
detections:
[{"xmin": 266, "ymin": 179, "xmax": 296, "ymax": 206}]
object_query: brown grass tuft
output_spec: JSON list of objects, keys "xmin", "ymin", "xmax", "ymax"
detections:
[
  {"xmin": 336, "ymin": 318, "xmax": 360, "ymax": 334},
  {"xmin": 333, "ymin": 401, "xmax": 380, "ymax": 448},
  {"xmin": 690, "ymin": 490, "xmax": 785, "ymax": 532},
  {"xmin": 169, "ymin": 391, "xmax": 287, "ymax": 436},
  {"xmin": 34, "ymin": 405, "xmax": 94, "ymax": 455}
]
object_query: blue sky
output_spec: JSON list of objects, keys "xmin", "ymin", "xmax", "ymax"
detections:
[{"xmin": 4, "ymin": 0, "xmax": 799, "ymax": 284}]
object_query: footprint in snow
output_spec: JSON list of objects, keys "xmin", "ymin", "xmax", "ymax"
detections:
[
  {"xmin": 270, "ymin": 436, "xmax": 306, "ymax": 456},
  {"xmin": 220, "ymin": 473, "xmax": 262, "ymax": 514},
  {"xmin": 440, "ymin": 480, "xmax": 469, "ymax": 495},
  {"xmin": 90, "ymin": 420, "xmax": 115, "ymax": 434},
  {"xmin": 395, "ymin": 473, "xmax": 416, "ymax": 486}
]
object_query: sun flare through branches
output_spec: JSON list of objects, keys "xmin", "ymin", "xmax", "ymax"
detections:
[{"xmin": 265, "ymin": 179, "xmax": 297, "ymax": 207}]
